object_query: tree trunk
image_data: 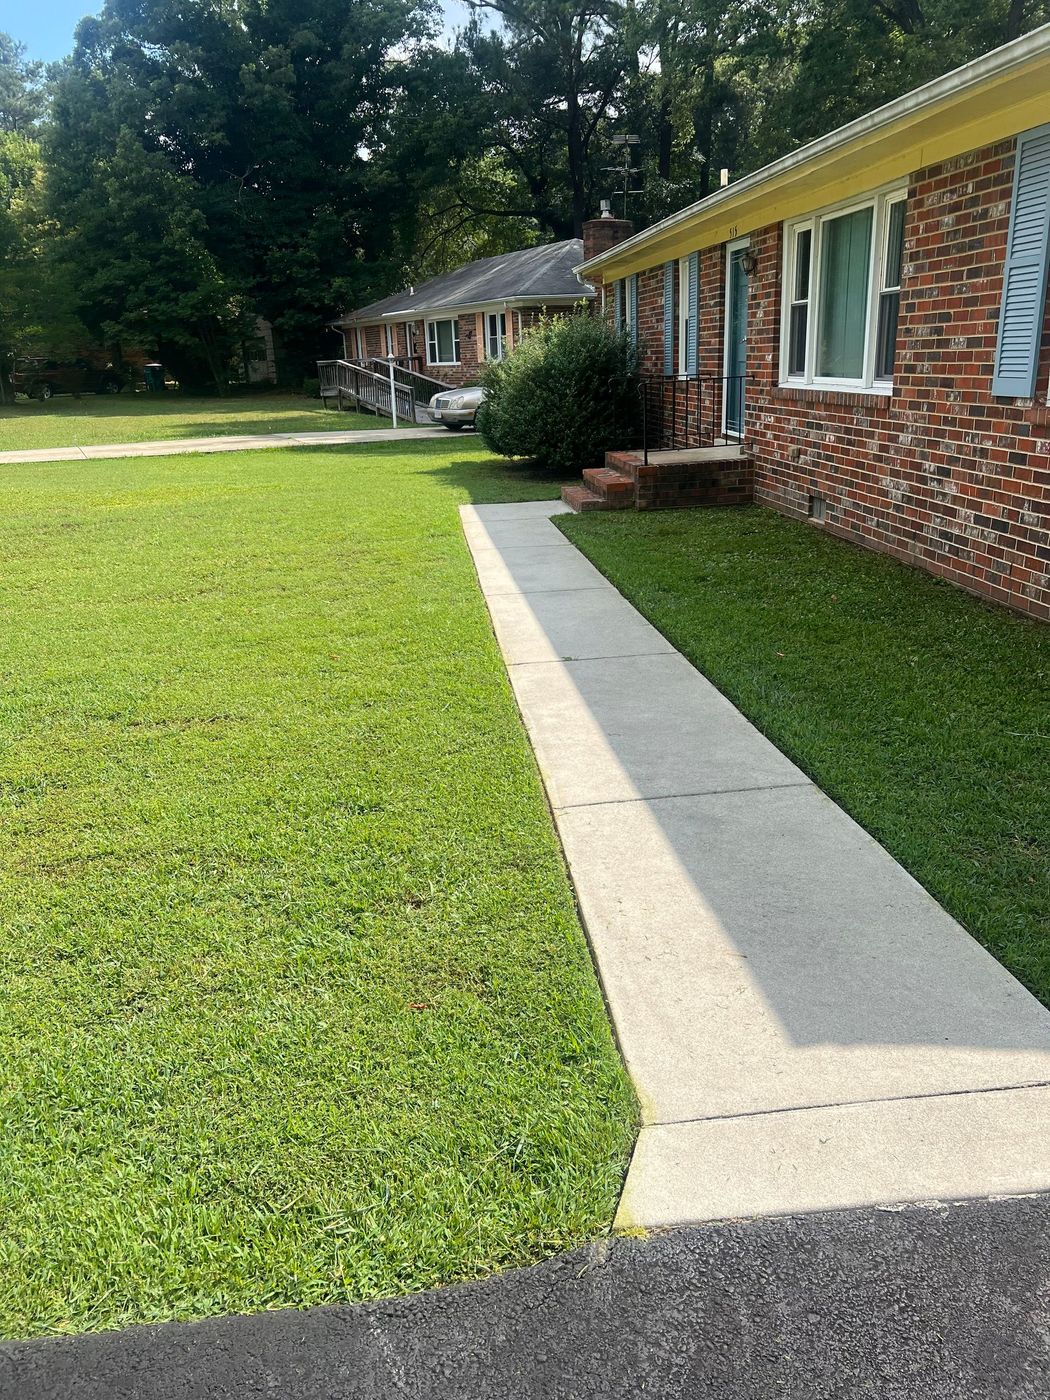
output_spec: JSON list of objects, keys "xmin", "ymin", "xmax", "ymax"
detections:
[
  {"xmin": 656, "ymin": 17, "xmax": 674, "ymax": 181},
  {"xmin": 693, "ymin": 50, "xmax": 715, "ymax": 199},
  {"xmin": 567, "ymin": 91, "xmax": 587, "ymax": 237},
  {"xmin": 1005, "ymin": 0, "xmax": 1026, "ymax": 41},
  {"xmin": 657, "ymin": 91, "xmax": 674, "ymax": 181}
]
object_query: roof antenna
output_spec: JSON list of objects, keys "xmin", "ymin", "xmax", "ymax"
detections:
[{"xmin": 603, "ymin": 134, "xmax": 642, "ymax": 220}]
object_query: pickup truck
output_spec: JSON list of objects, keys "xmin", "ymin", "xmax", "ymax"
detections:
[{"xmin": 11, "ymin": 358, "xmax": 127, "ymax": 401}]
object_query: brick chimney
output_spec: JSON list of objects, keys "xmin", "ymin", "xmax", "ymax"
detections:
[{"xmin": 582, "ymin": 213, "xmax": 634, "ymax": 264}]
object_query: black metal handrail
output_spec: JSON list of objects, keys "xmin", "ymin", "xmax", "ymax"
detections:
[{"xmin": 640, "ymin": 374, "xmax": 754, "ymax": 464}]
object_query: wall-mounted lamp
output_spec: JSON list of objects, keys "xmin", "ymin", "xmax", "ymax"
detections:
[{"xmin": 740, "ymin": 247, "xmax": 759, "ymax": 277}]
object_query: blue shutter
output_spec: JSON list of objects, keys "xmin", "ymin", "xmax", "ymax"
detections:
[
  {"xmin": 687, "ymin": 252, "xmax": 699, "ymax": 376},
  {"xmin": 993, "ymin": 123, "xmax": 1050, "ymax": 398},
  {"xmin": 663, "ymin": 263, "xmax": 674, "ymax": 374},
  {"xmin": 629, "ymin": 274, "xmax": 639, "ymax": 347},
  {"xmin": 613, "ymin": 280, "xmax": 623, "ymax": 332}
]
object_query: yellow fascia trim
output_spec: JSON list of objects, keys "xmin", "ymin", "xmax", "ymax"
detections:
[{"xmin": 591, "ymin": 48, "xmax": 1049, "ymax": 280}]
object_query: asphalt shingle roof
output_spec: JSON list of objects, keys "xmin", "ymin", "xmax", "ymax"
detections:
[{"xmin": 337, "ymin": 240, "xmax": 594, "ymax": 324}]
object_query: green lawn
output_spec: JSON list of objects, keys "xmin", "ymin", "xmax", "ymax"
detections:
[
  {"xmin": 0, "ymin": 440, "xmax": 634, "ymax": 1339},
  {"xmin": 0, "ymin": 392, "xmax": 385, "ymax": 451},
  {"xmin": 558, "ymin": 506, "xmax": 1050, "ymax": 1006}
]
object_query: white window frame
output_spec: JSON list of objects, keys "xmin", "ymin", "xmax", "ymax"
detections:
[
  {"xmin": 875, "ymin": 194, "xmax": 907, "ymax": 382},
  {"xmin": 677, "ymin": 256, "xmax": 692, "ymax": 377},
  {"xmin": 426, "ymin": 317, "xmax": 460, "ymax": 366},
  {"xmin": 779, "ymin": 184, "xmax": 907, "ymax": 394},
  {"xmin": 383, "ymin": 323, "xmax": 395, "ymax": 358},
  {"xmin": 785, "ymin": 223, "xmax": 813, "ymax": 380},
  {"xmin": 484, "ymin": 309, "xmax": 507, "ymax": 362}
]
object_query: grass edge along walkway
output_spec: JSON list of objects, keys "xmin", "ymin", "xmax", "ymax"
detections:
[{"xmin": 558, "ymin": 504, "xmax": 1050, "ymax": 1007}]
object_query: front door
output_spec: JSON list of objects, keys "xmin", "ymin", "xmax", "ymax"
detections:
[{"xmin": 724, "ymin": 244, "xmax": 749, "ymax": 437}]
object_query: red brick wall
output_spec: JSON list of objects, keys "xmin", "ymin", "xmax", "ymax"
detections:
[
  {"xmin": 350, "ymin": 305, "xmax": 588, "ymax": 389},
  {"xmin": 618, "ymin": 135, "xmax": 1050, "ymax": 620}
]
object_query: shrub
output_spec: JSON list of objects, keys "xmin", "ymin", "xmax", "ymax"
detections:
[{"xmin": 476, "ymin": 313, "xmax": 640, "ymax": 472}]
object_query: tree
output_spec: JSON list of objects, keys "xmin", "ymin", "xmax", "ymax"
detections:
[
  {"xmin": 61, "ymin": 132, "xmax": 254, "ymax": 393},
  {"xmin": 774, "ymin": 0, "xmax": 1050, "ymax": 151},
  {"xmin": 0, "ymin": 33, "xmax": 74, "ymax": 400},
  {"xmin": 0, "ymin": 33, "xmax": 44, "ymax": 135},
  {"xmin": 463, "ymin": 2, "xmax": 640, "ymax": 237},
  {"xmin": 46, "ymin": 0, "xmax": 440, "ymax": 384}
]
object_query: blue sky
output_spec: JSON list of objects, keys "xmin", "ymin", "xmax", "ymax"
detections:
[
  {"xmin": 10, "ymin": 2, "xmax": 474, "ymax": 63},
  {"xmin": 7, "ymin": 0, "xmax": 91, "ymax": 62}
]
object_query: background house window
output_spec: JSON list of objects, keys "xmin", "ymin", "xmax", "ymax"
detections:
[
  {"xmin": 427, "ymin": 318, "xmax": 460, "ymax": 365},
  {"xmin": 782, "ymin": 187, "xmax": 906, "ymax": 389},
  {"xmin": 486, "ymin": 311, "xmax": 507, "ymax": 360},
  {"xmin": 876, "ymin": 198, "xmax": 906, "ymax": 380}
]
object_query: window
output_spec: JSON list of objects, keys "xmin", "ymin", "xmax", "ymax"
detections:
[
  {"xmin": 781, "ymin": 187, "xmax": 907, "ymax": 390},
  {"xmin": 485, "ymin": 311, "xmax": 507, "ymax": 361},
  {"xmin": 426, "ymin": 318, "xmax": 460, "ymax": 365},
  {"xmin": 384, "ymin": 323, "xmax": 395, "ymax": 357},
  {"xmin": 876, "ymin": 197, "xmax": 906, "ymax": 380},
  {"xmin": 787, "ymin": 227, "xmax": 811, "ymax": 377}
]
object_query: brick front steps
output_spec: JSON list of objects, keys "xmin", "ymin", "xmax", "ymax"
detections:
[{"xmin": 562, "ymin": 445, "xmax": 755, "ymax": 512}]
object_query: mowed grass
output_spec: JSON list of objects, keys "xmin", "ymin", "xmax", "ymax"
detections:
[
  {"xmin": 0, "ymin": 392, "xmax": 384, "ymax": 451},
  {"xmin": 0, "ymin": 441, "xmax": 635, "ymax": 1339},
  {"xmin": 559, "ymin": 507, "xmax": 1050, "ymax": 1004}
]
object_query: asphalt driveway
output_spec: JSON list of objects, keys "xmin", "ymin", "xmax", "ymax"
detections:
[{"xmin": 4, "ymin": 1193, "xmax": 1049, "ymax": 1399}]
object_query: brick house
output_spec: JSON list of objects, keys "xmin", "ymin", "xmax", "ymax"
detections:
[
  {"xmin": 333, "ymin": 241, "xmax": 594, "ymax": 390},
  {"xmin": 571, "ymin": 25, "xmax": 1050, "ymax": 620}
]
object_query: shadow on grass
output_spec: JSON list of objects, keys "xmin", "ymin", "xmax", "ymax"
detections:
[
  {"xmin": 0, "ymin": 392, "xmax": 382, "ymax": 447},
  {"xmin": 425, "ymin": 450, "xmax": 570, "ymax": 505}
]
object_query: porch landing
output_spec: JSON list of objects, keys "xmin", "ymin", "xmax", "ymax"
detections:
[
  {"xmin": 462, "ymin": 498, "xmax": 1050, "ymax": 1229},
  {"xmin": 644, "ymin": 444, "xmax": 748, "ymax": 466}
]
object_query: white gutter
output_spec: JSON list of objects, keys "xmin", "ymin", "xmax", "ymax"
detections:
[{"xmin": 577, "ymin": 21, "xmax": 1050, "ymax": 276}]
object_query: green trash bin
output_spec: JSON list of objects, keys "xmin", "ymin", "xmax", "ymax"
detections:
[{"xmin": 144, "ymin": 363, "xmax": 165, "ymax": 393}]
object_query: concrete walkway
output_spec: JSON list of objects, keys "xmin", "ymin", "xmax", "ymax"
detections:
[
  {"xmin": 461, "ymin": 500, "xmax": 1050, "ymax": 1228},
  {"xmin": 0, "ymin": 425, "xmax": 448, "ymax": 465}
]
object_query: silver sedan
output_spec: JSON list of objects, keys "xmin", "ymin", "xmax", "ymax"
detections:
[{"xmin": 427, "ymin": 385, "xmax": 485, "ymax": 430}]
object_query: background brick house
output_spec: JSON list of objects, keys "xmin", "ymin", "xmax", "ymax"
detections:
[
  {"xmin": 333, "ymin": 242, "xmax": 594, "ymax": 390},
  {"xmin": 574, "ymin": 25, "xmax": 1050, "ymax": 621}
]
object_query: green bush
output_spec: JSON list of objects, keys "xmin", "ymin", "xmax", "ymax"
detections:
[{"xmin": 476, "ymin": 313, "xmax": 640, "ymax": 472}]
